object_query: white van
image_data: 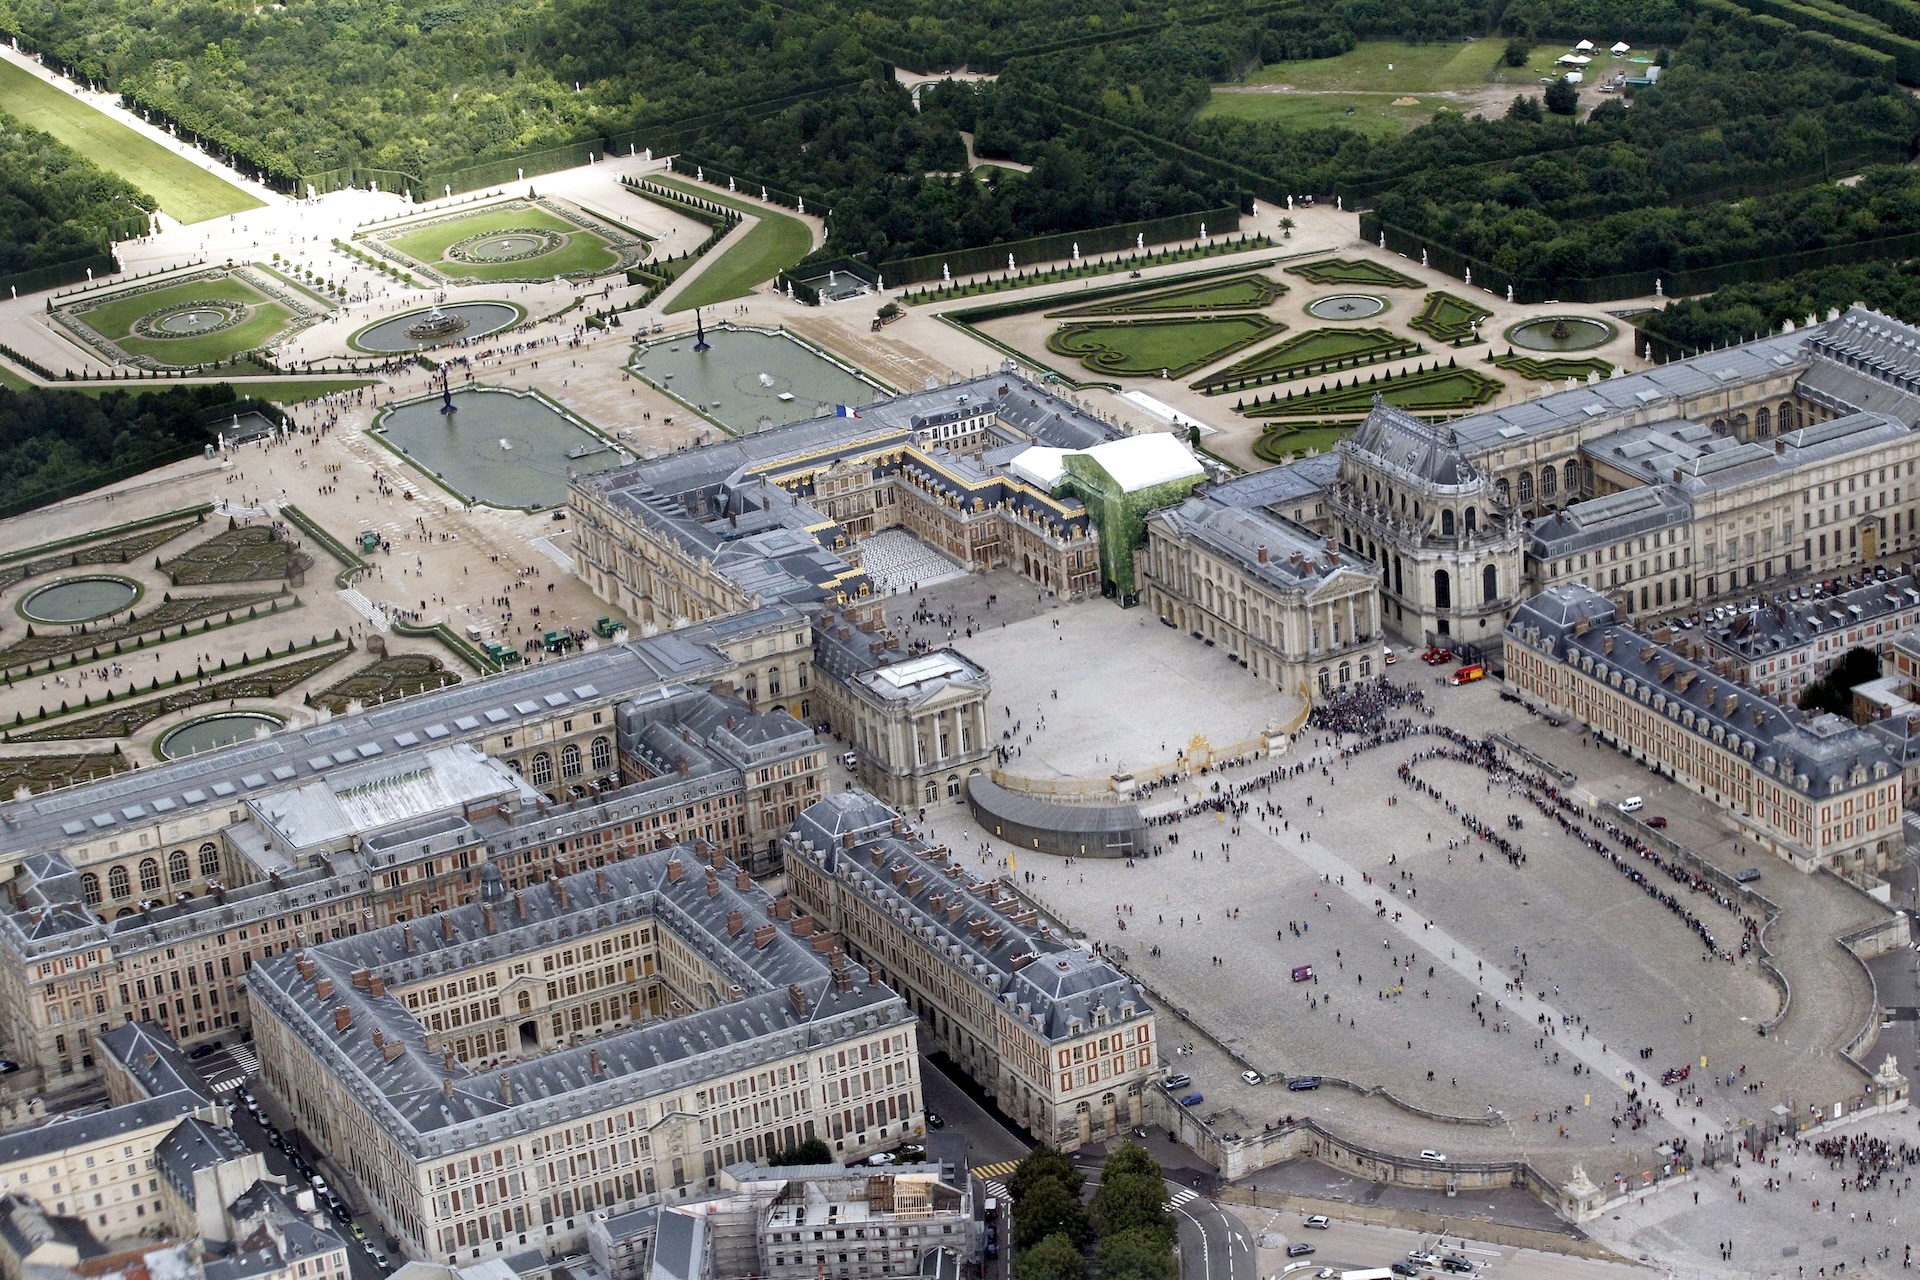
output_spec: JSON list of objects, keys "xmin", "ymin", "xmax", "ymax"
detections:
[{"xmin": 1618, "ymin": 796, "xmax": 1644, "ymax": 813}]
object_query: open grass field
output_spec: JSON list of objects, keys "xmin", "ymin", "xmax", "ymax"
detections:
[
  {"xmin": 652, "ymin": 178, "xmax": 814, "ymax": 313},
  {"xmin": 1050, "ymin": 272, "xmax": 1285, "ymax": 317},
  {"xmin": 0, "ymin": 364, "xmax": 29, "ymax": 391},
  {"xmin": 1194, "ymin": 326, "xmax": 1419, "ymax": 391},
  {"xmin": 1201, "ymin": 39, "xmax": 1594, "ymax": 136},
  {"xmin": 73, "ymin": 275, "xmax": 294, "ymax": 366},
  {"xmin": 1046, "ymin": 315, "xmax": 1281, "ymax": 378},
  {"xmin": 380, "ymin": 204, "xmax": 620, "ymax": 283},
  {"xmin": 0, "ymin": 57, "xmax": 262, "ymax": 223}
]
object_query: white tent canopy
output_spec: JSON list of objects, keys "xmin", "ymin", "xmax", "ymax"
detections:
[{"xmin": 1611, "ymin": 40, "xmax": 1632, "ymax": 53}]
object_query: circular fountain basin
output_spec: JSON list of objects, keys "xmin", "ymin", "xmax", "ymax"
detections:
[
  {"xmin": 158, "ymin": 712, "xmax": 284, "ymax": 759},
  {"xmin": 19, "ymin": 575, "xmax": 140, "ymax": 623},
  {"xmin": 1505, "ymin": 315, "xmax": 1617, "ymax": 352},
  {"xmin": 350, "ymin": 302, "xmax": 523, "ymax": 353},
  {"xmin": 155, "ymin": 308, "xmax": 233, "ymax": 334},
  {"xmin": 1307, "ymin": 293, "xmax": 1389, "ymax": 321}
]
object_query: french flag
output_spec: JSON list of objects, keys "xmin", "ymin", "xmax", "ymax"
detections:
[{"xmin": 835, "ymin": 405, "xmax": 861, "ymax": 418}]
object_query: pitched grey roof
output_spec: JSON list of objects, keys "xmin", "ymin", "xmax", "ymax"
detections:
[
  {"xmin": 1341, "ymin": 399, "xmax": 1485, "ymax": 491},
  {"xmin": 1526, "ymin": 485, "xmax": 1693, "ymax": 560},
  {"xmin": 790, "ymin": 792, "xmax": 1146, "ymax": 1041},
  {"xmin": 154, "ymin": 1118, "xmax": 253, "ymax": 1199},
  {"xmin": 245, "ymin": 847, "xmax": 910, "ymax": 1161},
  {"xmin": 0, "ymin": 1092, "xmax": 208, "ymax": 1166},
  {"xmin": 98, "ymin": 1022, "xmax": 205, "ymax": 1103},
  {"xmin": 1154, "ymin": 491, "xmax": 1368, "ymax": 596},
  {"xmin": 1699, "ymin": 575, "xmax": 1920, "ymax": 664},
  {"xmin": 1508, "ymin": 584, "xmax": 1897, "ymax": 798}
]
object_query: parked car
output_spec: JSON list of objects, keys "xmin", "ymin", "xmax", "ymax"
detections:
[
  {"xmin": 1178, "ymin": 1092, "xmax": 1205, "ymax": 1107},
  {"xmin": 1383, "ymin": 647, "xmax": 1397, "ymax": 665},
  {"xmin": 867, "ymin": 1153, "xmax": 897, "ymax": 1166},
  {"xmin": 1419, "ymin": 1149, "xmax": 1447, "ymax": 1163},
  {"xmin": 1421, "ymin": 647, "xmax": 1454, "ymax": 665},
  {"xmin": 1391, "ymin": 1264, "xmax": 1420, "ymax": 1277},
  {"xmin": 1645, "ymin": 815, "xmax": 1668, "ymax": 829},
  {"xmin": 925, "ymin": 1113, "xmax": 945, "ymax": 1129},
  {"xmin": 1241, "ymin": 1070, "xmax": 1263, "ymax": 1085},
  {"xmin": 1163, "ymin": 1072, "xmax": 1191, "ymax": 1089},
  {"xmin": 1407, "ymin": 1252, "xmax": 1440, "ymax": 1268},
  {"xmin": 1287, "ymin": 1076, "xmax": 1321, "ymax": 1091},
  {"xmin": 1441, "ymin": 1256, "xmax": 1475, "ymax": 1273},
  {"xmin": 189, "ymin": 1042, "xmax": 221, "ymax": 1060},
  {"xmin": 1736, "ymin": 867, "xmax": 1762, "ymax": 883},
  {"xmin": 1303, "ymin": 1215, "xmax": 1331, "ymax": 1230},
  {"xmin": 1618, "ymin": 796, "xmax": 1644, "ymax": 813},
  {"xmin": 1286, "ymin": 1243, "xmax": 1316, "ymax": 1258},
  {"xmin": 1449, "ymin": 663, "xmax": 1485, "ymax": 686}
]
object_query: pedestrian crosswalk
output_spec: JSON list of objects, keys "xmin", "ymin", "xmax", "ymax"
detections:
[
  {"xmin": 1166, "ymin": 1188, "xmax": 1199, "ymax": 1208},
  {"xmin": 208, "ymin": 1044, "xmax": 261, "ymax": 1094}
]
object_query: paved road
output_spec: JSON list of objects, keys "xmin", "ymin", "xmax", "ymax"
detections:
[
  {"xmin": 1171, "ymin": 1182, "xmax": 1258, "ymax": 1280},
  {"xmin": 189, "ymin": 1046, "xmax": 393, "ymax": 1280}
]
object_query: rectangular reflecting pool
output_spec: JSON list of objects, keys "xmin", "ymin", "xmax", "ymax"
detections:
[
  {"xmin": 375, "ymin": 387, "xmax": 628, "ymax": 509},
  {"xmin": 631, "ymin": 326, "xmax": 887, "ymax": 435}
]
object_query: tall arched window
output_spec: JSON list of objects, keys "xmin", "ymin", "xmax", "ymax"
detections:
[
  {"xmin": 1755, "ymin": 407, "xmax": 1772, "ymax": 439},
  {"xmin": 1434, "ymin": 569, "xmax": 1452, "ymax": 610},
  {"xmin": 1517, "ymin": 471, "xmax": 1534, "ymax": 505},
  {"xmin": 1337, "ymin": 660, "xmax": 1351, "ymax": 686},
  {"xmin": 1496, "ymin": 478, "xmax": 1511, "ymax": 505},
  {"xmin": 1465, "ymin": 507, "xmax": 1478, "ymax": 534},
  {"xmin": 168, "ymin": 850, "xmax": 190, "ymax": 884},
  {"xmin": 1441, "ymin": 509, "xmax": 1455, "ymax": 536},
  {"xmin": 590, "ymin": 737, "xmax": 612, "ymax": 773},
  {"xmin": 109, "ymin": 866, "xmax": 130, "ymax": 900},
  {"xmin": 1483, "ymin": 564, "xmax": 1499, "ymax": 603},
  {"xmin": 561, "ymin": 743, "xmax": 582, "ymax": 779},
  {"xmin": 766, "ymin": 667, "xmax": 782, "ymax": 696},
  {"xmin": 530, "ymin": 753, "xmax": 554, "ymax": 786},
  {"xmin": 138, "ymin": 858, "xmax": 160, "ymax": 893},
  {"xmin": 81, "ymin": 873, "xmax": 101, "ymax": 905},
  {"xmin": 1540, "ymin": 465, "xmax": 1557, "ymax": 498},
  {"xmin": 1779, "ymin": 400, "xmax": 1797, "ymax": 432},
  {"xmin": 198, "ymin": 843, "xmax": 220, "ymax": 878}
]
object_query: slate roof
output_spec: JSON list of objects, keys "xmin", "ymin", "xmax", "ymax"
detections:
[
  {"xmin": 1153, "ymin": 490, "xmax": 1367, "ymax": 596},
  {"xmin": 790, "ymin": 792, "xmax": 1147, "ymax": 1041},
  {"xmin": 1342, "ymin": 399, "xmax": 1486, "ymax": 491},
  {"xmin": 1525, "ymin": 485, "xmax": 1693, "ymax": 560},
  {"xmin": 1508, "ymin": 584, "xmax": 1897, "ymax": 798},
  {"xmin": 0, "ymin": 1093, "xmax": 208, "ymax": 1167},
  {"xmin": 154, "ymin": 1118, "xmax": 253, "ymax": 1200},
  {"xmin": 98, "ymin": 1022, "xmax": 206, "ymax": 1103},
  {"xmin": 245, "ymin": 847, "xmax": 909, "ymax": 1162}
]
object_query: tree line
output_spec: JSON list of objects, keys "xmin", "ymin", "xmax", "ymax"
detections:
[{"xmin": 0, "ymin": 119, "xmax": 152, "ymax": 277}]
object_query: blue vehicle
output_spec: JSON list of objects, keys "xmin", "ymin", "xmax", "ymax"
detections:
[{"xmin": 1179, "ymin": 1092, "xmax": 1204, "ymax": 1107}]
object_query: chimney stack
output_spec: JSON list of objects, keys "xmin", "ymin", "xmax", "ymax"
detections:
[
  {"xmin": 296, "ymin": 956, "xmax": 316, "ymax": 982},
  {"xmin": 666, "ymin": 858, "xmax": 685, "ymax": 883},
  {"xmin": 514, "ymin": 891, "xmax": 527, "ymax": 919},
  {"xmin": 753, "ymin": 923, "xmax": 777, "ymax": 948},
  {"xmin": 440, "ymin": 914, "xmax": 454, "ymax": 941},
  {"xmin": 403, "ymin": 924, "xmax": 416, "ymax": 953},
  {"xmin": 727, "ymin": 910, "xmax": 744, "ymax": 936},
  {"xmin": 333, "ymin": 1007, "xmax": 351, "ymax": 1032},
  {"xmin": 316, "ymin": 977, "xmax": 334, "ymax": 999},
  {"xmin": 556, "ymin": 880, "xmax": 570, "ymax": 910},
  {"xmin": 370, "ymin": 975, "xmax": 386, "ymax": 998},
  {"xmin": 483, "ymin": 904, "xmax": 497, "ymax": 932},
  {"xmin": 595, "ymin": 868, "xmax": 608, "ymax": 895},
  {"xmin": 501, "ymin": 1076, "xmax": 513, "ymax": 1104},
  {"xmin": 1257, "ymin": 544, "xmax": 1268, "ymax": 564},
  {"xmin": 589, "ymin": 1049, "xmax": 602, "ymax": 1076}
]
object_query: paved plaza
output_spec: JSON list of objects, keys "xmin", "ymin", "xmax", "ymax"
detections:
[
  {"xmin": 951, "ymin": 593, "xmax": 1304, "ymax": 781},
  {"xmin": 919, "ymin": 668, "xmax": 1899, "ymax": 1202}
]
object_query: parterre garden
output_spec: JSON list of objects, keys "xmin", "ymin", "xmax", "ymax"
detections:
[
  {"xmin": 1193, "ymin": 326, "xmax": 1419, "ymax": 394},
  {"xmin": 1490, "ymin": 351, "xmax": 1616, "ymax": 381},
  {"xmin": 52, "ymin": 268, "xmax": 327, "ymax": 369},
  {"xmin": 0, "ymin": 590, "xmax": 291, "ymax": 673},
  {"xmin": 366, "ymin": 200, "xmax": 644, "ymax": 285},
  {"xmin": 308, "ymin": 653, "xmax": 460, "ymax": 713},
  {"xmin": 1285, "ymin": 258, "xmax": 1424, "ymax": 289},
  {"xmin": 1243, "ymin": 361, "xmax": 1502, "ymax": 418},
  {"xmin": 1050, "ymin": 271, "xmax": 1287, "ymax": 316},
  {"xmin": 1409, "ymin": 291, "xmax": 1495, "ymax": 344},
  {"xmin": 1045, "ymin": 315, "xmax": 1283, "ymax": 378},
  {"xmin": 160, "ymin": 526, "xmax": 313, "ymax": 584}
]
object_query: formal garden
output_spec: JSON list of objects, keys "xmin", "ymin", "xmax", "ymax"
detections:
[
  {"xmin": 1240, "ymin": 360, "xmax": 1502, "ymax": 418},
  {"xmin": 0, "ymin": 748, "xmax": 130, "ymax": 797},
  {"xmin": 1409, "ymin": 290, "xmax": 1495, "ymax": 344},
  {"xmin": 0, "ymin": 589, "xmax": 292, "ymax": 673},
  {"xmin": 1193, "ymin": 326, "xmax": 1419, "ymax": 393},
  {"xmin": 363, "ymin": 199, "xmax": 646, "ymax": 285},
  {"xmin": 4, "ymin": 642, "xmax": 350, "ymax": 741},
  {"xmin": 0, "ymin": 515, "xmax": 202, "ymax": 595},
  {"xmin": 159, "ymin": 526, "xmax": 314, "ymax": 584},
  {"xmin": 1049, "ymin": 271, "xmax": 1287, "ymax": 316},
  {"xmin": 1489, "ymin": 351, "xmax": 1616, "ymax": 381},
  {"xmin": 51, "ymin": 268, "xmax": 327, "ymax": 369},
  {"xmin": 1045, "ymin": 315, "xmax": 1283, "ymax": 379},
  {"xmin": 1252, "ymin": 421, "xmax": 1361, "ymax": 463},
  {"xmin": 1285, "ymin": 257, "xmax": 1424, "ymax": 289},
  {"xmin": 308, "ymin": 653, "xmax": 460, "ymax": 712}
]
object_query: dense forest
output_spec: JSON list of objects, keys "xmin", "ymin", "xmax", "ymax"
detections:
[
  {"xmin": 0, "ymin": 119, "xmax": 152, "ymax": 276},
  {"xmin": 5, "ymin": 0, "xmax": 1920, "ymax": 314},
  {"xmin": 0, "ymin": 383, "xmax": 229, "ymax": 513}
]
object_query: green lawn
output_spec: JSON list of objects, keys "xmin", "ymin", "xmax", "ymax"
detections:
[
  {"xmin": 1409, "ymin": 291, "xmax": 1494, "ymax": 343},
  {"xmin": 1245, "ymin": 364, "xmax": 1502, "ymax": 417},
  {"xmin": 1254, "ymin": 424, "xmax": 1355, "ymax": 462},
  {"xmin": 1489, "ymin": 352, "xmax": 1615, "ymax": 381},
  {"xmin": 1202, "ymin": 38, "xmax": 1567, "ymax": 136},
  {"xmin": 1046, "ymin": 315, "xmax": 1281, "ymax": 378},
  {"xmin": 381, "ymin": 205, "xmax": 620, "ymax": 283},
  {"xmin": 74, "ymin": 275, "xmax": 293, "ymax": 367},
  {"xmin": 1051, "ymin": 272, "xmax": 1285, "ymax": 317},
  {"xmin": 1286, "ymin": 257, "xmax": 1423, "ymax": 288},
  {"xmin": 652, "ymin": 177, "xmax": 814, "ymax": 313},
  {"xmin": 1195, "ymin": 326, "xmax": 1418, "ymax": 391},
  {"xmin": 0, "ymin": 58, "xmax": 262, "ymax": 223},
  {"xmin": 0, "ymin": 363, "xmax": 29, "ymax": 391}
]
